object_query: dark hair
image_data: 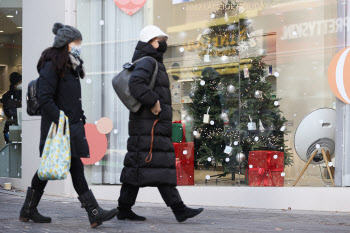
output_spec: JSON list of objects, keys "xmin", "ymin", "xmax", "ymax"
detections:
[{"xmin": 37, "ymin": 45, "xmax": 85, "ymax": 79}]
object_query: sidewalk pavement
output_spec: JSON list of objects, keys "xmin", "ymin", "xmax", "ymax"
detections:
[{"xmin": 1, "ymin": 188, "xmax": 350, "ymax": 233}]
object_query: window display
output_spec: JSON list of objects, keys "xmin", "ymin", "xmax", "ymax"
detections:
[{"xmin": 78, "ymin": 0, "xmax": 338, "ymax": 187}]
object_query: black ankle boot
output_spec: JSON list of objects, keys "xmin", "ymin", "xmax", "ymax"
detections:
[
  {"xmin": 19, "ymin": 187, "xmax": 51, "ymax": 223},
  {"xmin": 78, "ymin": 190, "xmax": 118, "ymax": 228},
  {"xmin": 117, "ymin": 207, "xmax": 146, "ymax": 221},
  {"xmin": 171, "ymin": 202, "xmax": 204, "ymax": 222}
]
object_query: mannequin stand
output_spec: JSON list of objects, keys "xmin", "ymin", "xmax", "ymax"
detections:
[{"xmin": 293, "ymin": 149, "xmax": 334, "ymax": 187}]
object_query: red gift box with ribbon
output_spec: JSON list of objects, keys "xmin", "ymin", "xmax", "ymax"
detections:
[
  {"xmin": 248, "ymin": 151, "xmax": 284, "ymax": 187},
  {"xmin": 173, "ymin": 121, "xmax": 194, "ymax": 186}
]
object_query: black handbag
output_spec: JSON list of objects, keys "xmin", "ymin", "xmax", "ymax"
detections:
[{"xmin": 112, "ymin": 56, "xmax": 158, "ymax": 113}]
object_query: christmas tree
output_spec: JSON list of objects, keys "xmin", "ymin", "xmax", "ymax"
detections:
[{"xmin": 188, "ymin": 0, "xmax": 293, "ymax": 178}]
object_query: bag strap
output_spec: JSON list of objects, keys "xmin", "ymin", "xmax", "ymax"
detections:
[
  {"xmin": 57, "ymin": 111, "xmax": 65, "ymax": 136},
  {"xmin": 145, "ymin": 119, "xmax": 159, "ymax": 163},
  {"xmin": 133, "ymin": 56, "xmax": 158, "ymax": 90}
]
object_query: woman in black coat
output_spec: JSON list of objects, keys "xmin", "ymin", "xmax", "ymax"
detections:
[
  {"xmin": 19, "ymin": 23, "xmax": 117, "ymax": 228},
  {"xmin": 117, "ymin": 25, "xmax": 203, "ymax": 223}
]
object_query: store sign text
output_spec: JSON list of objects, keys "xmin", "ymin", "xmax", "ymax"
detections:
[{"xmin": 281, "ymin": 17, "xmax": 350, "ymax": 40}]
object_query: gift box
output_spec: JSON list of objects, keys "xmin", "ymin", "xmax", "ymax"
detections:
[
  {"xmin": 173, "ymin": 124, "xmax": 195, "ymax": 185},
  {"xmin": 248, "ymin": 151, "xmax": 284, "ymax": 187},
  {"xmin": 172, "ymin": 121, "xmax": 193, "ymax": 143}
]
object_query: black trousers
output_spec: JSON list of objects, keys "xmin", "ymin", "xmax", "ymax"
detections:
[
  {"xmin": 31, "ymin": 156, "xmax": 89, "ymax": 196},
  {"xmin": 118, "ymin": 183, "xmax": 182, "ymax": 208}
]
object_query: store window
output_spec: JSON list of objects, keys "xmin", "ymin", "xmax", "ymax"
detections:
[
  {"xmin": 78, "ymin": 0, "xmax": 338, "ymax": 187},
  {"xmin": 0, "ymin": 0, "xmax": 23, "ymax": 178}
]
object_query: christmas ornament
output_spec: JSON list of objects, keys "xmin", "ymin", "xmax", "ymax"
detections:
[
  {"xmin": 255, "ymin": 90, "xmax": 263, "ymax": 98},
  {"xmin": 224, "ymin": 142, "xmax": 233, "ymax": 154},
  {"xmin": 189, "ymin": 92, "xmax": 195, "ymax": 98},
  {"xmin": 236, "ymin": 152, "xmax": 246, "ymax": 163},
  {"xmin": 248, "ymin": 38, "xmax": 256, "ymax": 47},
  {"xmin": 240, "ymin": 101, "xmax": 248, "ymax": 109},
  {"xmin": 210, "ymin": 120, "xmax": 215, "ymax": 125},
  {"xmin": 227, "ymin": 84, "xmax": 236, "ymax": 93},
  {"xmin": 243, "ymin": 65, "xmax": 250, "ymax": 78},
  {"xmin": 203, "ymin": 107, "xmax": 210, "ymax": 124},
  {"xmin": 247, "ymin": 115, "xmax": 257, "ymax": 131},
  {"xmin": 259, "ymin": 119, "xmax": 265, "ymax": 132},
  {"xmin": 185, "ymin": 115, "xmax": 194, "ymax": 123},
  {"xmin": 202, "ymin": 94, "xmax": 207, "ymax": 102},
  {"xmin": 200, "ymin": 80, "xmax": 205, "ymax": 86},
  {"xmin": 274, "ymin": 101, "xmax": 279, "ymax": 106},
  {"xmin": 220, "ymin": 112, "xmax": 229, "ymax": 123},
  {"xmin": 225, "ymin": 157, "xmax": 230, "ymax": 162},
  {"xmin": 113, "ymin": 0, "xmax": 147, "ymax": 16},
  {"xmin": 260, "ymin": 76, "xmax": 266, "ymax": 83}
]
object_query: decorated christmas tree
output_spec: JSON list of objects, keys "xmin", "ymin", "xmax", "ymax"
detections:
[{"xmin": 188, "ymin": 0, "xmax": 293, "ymax": 178}]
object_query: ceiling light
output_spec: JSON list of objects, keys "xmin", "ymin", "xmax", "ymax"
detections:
[
  {"xmin": 16, "ymin": 27, "xmax": 22, "ymax": 29},
  {"xmin": 6, "ymin": 15, "xmax": 14, "ymax": 18},
  {"xmin": 0, "ymin": 31, "xmax": 3, "ymax": 33}
]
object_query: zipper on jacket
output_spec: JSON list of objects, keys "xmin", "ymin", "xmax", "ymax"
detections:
[{"xmin": 27, "ymin": 190, "xmax": 35, "ymax": 214}]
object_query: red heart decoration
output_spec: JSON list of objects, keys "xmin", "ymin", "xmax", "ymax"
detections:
[{"xmin": 114, "ymin": 0, "xmax": 147, "ymax": 16}]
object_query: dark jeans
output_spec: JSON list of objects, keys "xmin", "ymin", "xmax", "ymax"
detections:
[
  {"xmin": 31, "ymin": 156, "xmax": 89, "ymax": 196},
  {"xmin": 118, "ymin": 183, "xmax": 182, "ymax": 208}
]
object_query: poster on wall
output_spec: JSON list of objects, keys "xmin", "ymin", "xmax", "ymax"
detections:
[{"xmin": 172, "ymin": 0, "xmax": 194, "ymax": 4}]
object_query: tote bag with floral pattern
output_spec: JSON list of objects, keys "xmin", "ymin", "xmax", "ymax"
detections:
[{"xmin": 38, "ymin": 111, "xmax": 71, "ymax": 180}]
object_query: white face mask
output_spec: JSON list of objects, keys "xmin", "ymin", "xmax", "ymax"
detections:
[
  {"xmin": 71, "ymin": 44, "xmax": 82, "ymax": 57},
  {"xmin": 16, "ymin": 83, "xmax": 22, "ymax": 90}
]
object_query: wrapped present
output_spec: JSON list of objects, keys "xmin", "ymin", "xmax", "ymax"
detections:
[
  {"xmin": 173, "ymin": 123, "xmax": 194, "ymax": 185},
  {"xmin": 172, "ymin": 121, "xmax": 193, "ymax": 143},
  {"xmin": 248, "ymin": 151, "xmax": 284, "ymax": 187}
]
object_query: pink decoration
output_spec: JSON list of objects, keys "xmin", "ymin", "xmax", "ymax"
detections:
[
  {"xmin": 81, "ymin": 123, "xmax": 108, "ymax": 165},
  {"xmin": 113, "ymin": 0, "xmax": 147, "ymax": 16}
]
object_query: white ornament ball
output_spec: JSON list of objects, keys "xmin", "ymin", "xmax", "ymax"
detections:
[
  {"xmin": 208, "ymin": 157, "xmax": 212, "ymax": 162},
  {"xmin": 274, "ymin": 101, "xmax": 279, "ymax": 106},
  {"xmin": 183, "ymin": 150, "xmax": 188, "ymax": 155},
  {"xmin": 211, "ymin": 13, "xmax": 216, "ymax": 19},
  {"xmin": 200, "ymin": 80, "xmax": 205, "ymax": 86},
  {"xmin": 225, "ymin": 157, "xmax": 230, "ymax": 162},
  {"xmin": 281, "ymin": 172, "xmax": 286, "ymax": 177},
  {"xmin": 193, "ymin": 131, "xmax": 198, "ymax": 136},
  {"xmin": 236, "ymin": 152, "xmax": 246, "ymax": 163},
  {"xmin": 273, "ymin": 154, "xmax": 278, "ymax": 159},
  {"xmin": 255, "ymin": 90, "xmax": 263, "ymax": 98},
  {"xmin": 206, "ymin": 175, "xmax": 211, "ymax": 180},
  {"xmin": 249, "ymin": 164, "xmax": 253, "ymax": 168},
  {"xmin": 234, "ymin": 141, "xmax": 239, "ymax": 146},
  {"xmin": 185, "ymin": 115, "xmax": 194, "ymax": 123},
  {"xmin": 280, "ymin": 126, "xmax": 286, "ymax": 132},
  {"xmin": 220, "ymin": 113, "xmax": 229, "ymax": 121},
  {"xmin": 254, "ymin": 136, "xmax": 259, "ymax": 141},
  {"xmin": 210, "ymin": 120, "xmax": 215, "ymax": 125},
  {"xmin": 227, "ymin": 85, "xmax": 236, "ymax": 93}
]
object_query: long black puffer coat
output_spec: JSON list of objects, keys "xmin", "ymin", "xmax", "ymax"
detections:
[
  {"xmin": 38, "ymin": 59, "xmax": 89, "ymax": 158},
  {"xmin": 120, "ymin": 41, "xmax": 177, "ymax": 187}
]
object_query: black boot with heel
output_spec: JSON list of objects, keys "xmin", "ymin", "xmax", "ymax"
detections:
[
  {"xmin": 19, "ymin": 187, "xmax": 51, "ymax": 223},
  {"xmin": 78, "ymin": 190, "xmax": 118, "ymax": 228},
  {"xmin": 171, "ymin": 202, "xmax": 204, "ymax": 222},
  {"xmin": 117, "ymin": 206, "xmax": 146, "ymax": 221}
]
